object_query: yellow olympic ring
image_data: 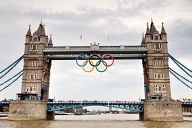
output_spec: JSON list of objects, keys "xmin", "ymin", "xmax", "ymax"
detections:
[{"xmin": 82, "ymin": 60, "xmax": 94, "ymax": 72}]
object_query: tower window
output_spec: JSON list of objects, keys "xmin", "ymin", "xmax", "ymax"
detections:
[
  {"xmin": 155, "ymin": 36, "xmax": 158, "ymax": 40},
  {"xmin": 154, "ymin": 73, "xmax": 164, "ymax": 79},
  {"xmin": 32, "ymin": 85, "xmax": 36, "ymax": 92},
  {"xmin": 156, "ymin": 43, "xmax": 161, "ymax": 49},
  {"xmin": 161, "ymin": 61, "xmax": 163, "ymax": 65},
  {"xmin": 34, "ymin": 37, "xmax": 37, "ymax": 41},
  {"xmin": 30, "ymin": 45, "xmax": 38, "ymax": 50},
  {"xmin": 29, "ymin": 61, "xmax": 38, "ymax": 67},
  {"xmin": 159, "ymin": 86, "xmax": 162, "ymax": 91},
  {"xmin": 153, "ymin": 60, "xmax": 164, "ymax": 66},
  {"xmin": 28, "ymin": 74, "xmax": 38, "ymax": 79},
  {"xmin": 153, "ymin": 43, "xmax": 162, "ymax": 49},
  {"xmin": 30, "ymin": 86, "xmax": 32, "ymax": 91}
]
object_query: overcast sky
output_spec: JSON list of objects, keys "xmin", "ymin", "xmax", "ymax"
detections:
[{"xmin": 0, "ymin": 0, "xmax": 192, "ymax": 101}]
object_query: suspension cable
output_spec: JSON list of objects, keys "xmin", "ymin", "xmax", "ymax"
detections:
[
  {"xmin": 169, "ymin": 69, "xmax": 192, "ymax": 90},
  {"xmin": 169, "ymin": 68, "xmax": 192, "ymax": 84},
  {"xmin": 0, "ymin": 72, "xmax": 23, "ymax": 91},
  {"xmin": 169, "ymin": 54, "xmax": 192, "ymax": 73},
  {"xmin": 0, "ymin": 70, "xmax": 23, "ymax": 86},
  {"xmin": 0, "ymin": 55, "xmax": 23, "ymax": 79},
  {"xmin": 0, "ymin": 55, "xmax": 24, "ymax": 74},
  {"xmin": 169, "ymin": 55, "xmax": 192, "ymax": 78}
]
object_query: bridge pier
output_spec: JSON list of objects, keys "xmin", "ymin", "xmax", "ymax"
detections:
[
  {"xmin": 8, "ymin": 100, "xmax": 50, "ymax": 120},
  {"xmin": 47, "ymin": 111, "xmax": 55, "ymax": 120},
  {"xmin": 139, "ymin": 112, "xmax": 144, "ymax": 121},
  {"xmin": 143, "ymin": 101, "xmax": 183, "ymax": 121}
]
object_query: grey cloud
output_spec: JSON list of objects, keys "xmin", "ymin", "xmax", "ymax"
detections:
[
  {"xmin": 168, "ymin": 19, "xmax": 192, "ymax": 58},
  {"xmin": 1, "ymin": 0, "xmax": 192, "ymax": 100}
]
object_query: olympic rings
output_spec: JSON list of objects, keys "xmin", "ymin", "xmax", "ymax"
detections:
[{"xmin": 76, "ymin": 53, "xmax": 114, "ymax": 72}]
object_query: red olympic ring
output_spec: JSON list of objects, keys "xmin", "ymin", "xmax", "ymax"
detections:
[{"xmin": 102, "ymin": 54, "xmax": 114, "ymax": 67}]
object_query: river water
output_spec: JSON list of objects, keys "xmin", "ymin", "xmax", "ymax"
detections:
[{"xmin": 0, "ymin": 114, "xmax": 192, "ymax": 128}]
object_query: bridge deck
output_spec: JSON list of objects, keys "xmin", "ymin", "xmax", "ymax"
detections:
[
  {"xmin": 43, "ymin": 45, "xmax": 147, "ymax": 60},
  {"xmin": 1, "ymin": 101, "xmax": 192, "ymax": 107}
]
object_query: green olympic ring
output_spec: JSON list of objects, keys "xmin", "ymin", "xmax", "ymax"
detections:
[{"xmin": 96, "ymin": 60, "xmax": 108, "ymax": 72}]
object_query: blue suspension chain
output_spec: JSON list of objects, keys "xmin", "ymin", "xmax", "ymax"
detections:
[
  {"xmin": 169, "ymin": 54, "xmax": 192, "ymax": 72},
  {"xmin": 169, "ymin": 68, "xmax": 192, "ymax": 84},
  {"xmin": 172, "ymin": 58, "xmax": 192, "ymax": 78},
  {"xmin": 0, "ymin": 55, "xmax": 24, "ymax": 74},
  {"xmin": 0, "ymin": 70, "xmax": 23, "ymax": 86},
  {"xmin": 0, "ymin": 55, "xmax": 24, "ymax": 79},
  {"xmin": 0, "ymin": 72, "xmax": 23, "ymax": 91},
  {"xmin": 169, "ymin": 54, "xmax": 192, "ymax": 73},
  {"xmin": 169, "ymin": 54, "xmax": 192, "ymax": 78},
  {"xmin": 169, "ymin": 69, "xmax": 192, "ymax": 90}
]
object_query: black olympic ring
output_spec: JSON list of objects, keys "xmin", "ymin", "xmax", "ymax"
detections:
[{"xmin": 88, "ymin": 54, "xmax": 102, "ymax": 67}]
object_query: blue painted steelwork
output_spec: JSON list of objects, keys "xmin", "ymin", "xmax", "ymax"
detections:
[
  {"xmin": 181, "ymin": 102, "xmax": 192, "ymax": 107},
  {"xmin": 0, "ymin": 101, "xmax": 10, "ymax": 107},
  {"xmin": 47, "ymin": 101, "xmax": 144, "ymax": 113}
]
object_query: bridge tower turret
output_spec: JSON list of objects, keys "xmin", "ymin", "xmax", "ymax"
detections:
[
  {"xmin": 143, "ymin": 20, "xmax": 170, "ymax": 101},
  {"xmin": 20, "ymin": 22, "xmax": 51, "ymax": 101},
  {"xmin": 8, "ymin": 22, "xmax": 53, "ymax": 120},
  {"xmin": 141, "ymin": 20, "xmax": 183, "ymax": 121}
]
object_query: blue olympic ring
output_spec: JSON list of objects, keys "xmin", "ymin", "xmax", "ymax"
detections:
[{"xmin": 76, "ymin": 53, "xmax": 88, "ymax": 67}]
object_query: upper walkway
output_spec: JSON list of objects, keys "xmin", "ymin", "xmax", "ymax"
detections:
[{"xmin": 43, "ymin": 45, "xmax": 147, "ymax": 60}]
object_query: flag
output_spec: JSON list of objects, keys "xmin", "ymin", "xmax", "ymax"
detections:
[
  {"xmin": 107, "ymin": 34, "xmax": 110, "ymax": 42},
  {"xmin": 80, "ymin": 34, "xmax": 82, "ymax": 40}
]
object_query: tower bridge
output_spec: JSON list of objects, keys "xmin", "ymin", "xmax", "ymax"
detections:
[{"xmin": 1, "ymin": 20, "xmax": 192, "ymax": 121}]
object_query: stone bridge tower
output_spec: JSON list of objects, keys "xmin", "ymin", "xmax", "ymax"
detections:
[
  {"xmin": 8, "ymin": 22, "xmax": 53, "ymax": 120},
  {"xmin": 142, "ymin": 20, "xmax": 171, "ymax": 101},
  {"xmin": 20, "ymin": 23, "xmax": 52, "ymax": 101},
  {"xmin": 141, "ymin": 20, "xmax": 183, "ymax": 121}
]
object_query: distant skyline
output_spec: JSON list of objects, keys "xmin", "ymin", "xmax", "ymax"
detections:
[{"xmin": 0, "ymin": 0, "xmax": 192, "ymax": 101}]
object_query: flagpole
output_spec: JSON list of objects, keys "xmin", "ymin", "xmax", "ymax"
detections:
[
  {"xmin": 107, "ymin": 33, "xmax": 110, "ymax": 43},
  {"xmin": 80, "ymin": 34, "xmax": 82, "ymax": 44}
]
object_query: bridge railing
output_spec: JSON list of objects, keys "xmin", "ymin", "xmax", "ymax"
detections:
[{"xmin": 43, "ymin": 45, "xmax": 147, "ymax": 54}]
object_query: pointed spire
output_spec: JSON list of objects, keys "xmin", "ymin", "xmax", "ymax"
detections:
[
  {"xmin": 141, "ymin": 32, "xmax": 145, "ymax": 44},
  {"xmin": 149, "ymin": 19, "xmax": 158, "ymax": 34},
  {"xmin": 146, "ymin": 22, "xmax": 150, "ymax": 35},
  {"xmin": 151, "ymin": 17, "xmax": 153, "ymax": 23},
  {"xmin": 40, "ymin": 18, "xmax": 43, "ymax": 25},
  {"xmin": 161, "ymin": 22, "xmax": 167, "ymax": 35},
  {"xmin": 35, "ymin": 21, "xmax": 46, "ymax": 36},
  {"xmin": 48, "ymin": 35, "xmax": 53, "ymax": 46},
  {"xmin": 26, "ymin": 24, "xmax": 32, "ymax": 36}
]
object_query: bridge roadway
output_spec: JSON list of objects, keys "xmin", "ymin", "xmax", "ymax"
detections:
[
  {"xmin": 43, "ymin": 45, "xmax": 147, "ymax": 60},
  {"xmin": 1, "ymin": 101, "xmax": 192, "ymax": 112}
]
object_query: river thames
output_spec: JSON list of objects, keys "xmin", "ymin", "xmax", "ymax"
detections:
[{"xmin": 0, "ymin": 114, "xmax": 192, "ymax": 128}]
